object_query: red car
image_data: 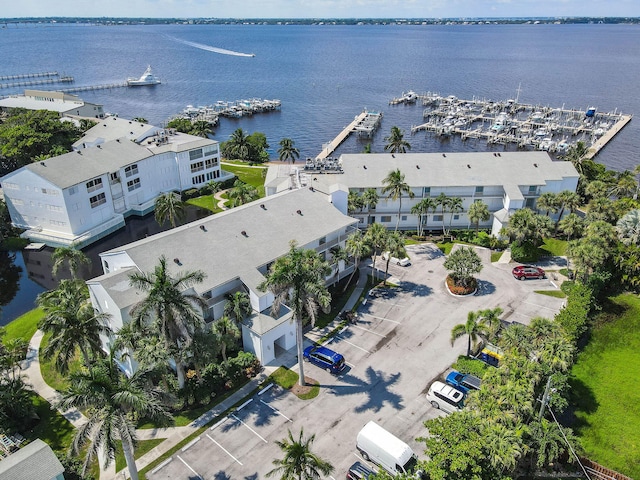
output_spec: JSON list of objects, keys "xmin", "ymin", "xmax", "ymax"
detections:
[{"xmin": 512, "ymin": 265, "xmax": 545, "ymax": 280}]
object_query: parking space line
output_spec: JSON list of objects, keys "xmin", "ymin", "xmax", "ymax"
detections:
[
  {"xmin": 210, "ymin": 417, "xmax": 228, "ymax": 431},
  {"xmin": 350, "ymin": 324, "xmax": 386, "ymax": 337},
  {"xmin": 177, "ymin": 455, "xmax": 204, "ymax": 479},
  {"xmin": 367, "ymin": 298, "xmax": 408, "ymax": 307},
  {"xmin": 258, "ymin": 383, "xmax": 274, "ymax": 395},
  {"xmin": 206, "ymin": 434, "xmax": 243, "ymax": 465},
  {"xmin": 236, "ymin": 398, "xmax": 253, "ymax": 410},
  {"xmin": 335, "ymin": 336, "xmax": 371, "ymax": 353},
  {"xmin": 260, "ymin": 399, "xmax": 293, "ymax": 422},
  {"xmin": 361, "ymin": 313, "xmax": 401, "ymax": 324},
  {"xmin": 523, "ymin": 300, "xmax": 558, "ymax": 311},
  {"xmin": 231, "ymin": 414, "xmax": 268, "ymax": 443}
]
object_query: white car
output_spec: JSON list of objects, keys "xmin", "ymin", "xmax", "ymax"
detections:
[
  {"xmin": 381, "ymin": 252, "xmax": 411, "ymax": 266},
  {"xmin": 426, "ymin": 381, "xmax": 465, "ymax": 414}
]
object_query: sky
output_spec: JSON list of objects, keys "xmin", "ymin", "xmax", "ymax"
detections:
[{"xmin": 2, "ymin": 0, "xmax": 638, "ymax": 19}]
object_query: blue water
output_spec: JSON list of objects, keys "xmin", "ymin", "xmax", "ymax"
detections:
[
  {"xmin": 1, "ymin": 22, "xmax": 639, "ymax": 325},
  {"xmin": 1, "ymin": 23, "xmax": 638, "ymax": 170}
]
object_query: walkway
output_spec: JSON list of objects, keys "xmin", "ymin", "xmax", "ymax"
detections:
[
  {"xmin": 213, "ymin": 188, "xmax": 229, "ymax": 210},
  {"xmin": 22, "ymin": 266, "xmax": 371, "ymax": 480}
]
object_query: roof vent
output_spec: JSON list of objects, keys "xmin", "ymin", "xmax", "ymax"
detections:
[
  {"xmin": 309, "ymin": 186, "xmax": 315, "ymax": 192},
  {"xmin": 391, "ymin": 154, "xmax": 395, "ymax": 158},
  {"xmin": 129, "ymin": 121, "xmax": 132, "ymax": 124},
  {"xmin": 533, "ymin": 163, "xmax": 538, "ymax": 168},
  {"xmin": 467, "ymin": 164, "xmax": 471, "ymax": 169},
  {"xmin": 442, "ymin": 153, "xmax": 446, "ymax": 157},
  {"xmin": 116, "ymin": 139, "xmax": 120, "ymax": 143},
  {"xmin": 199, "ymin": 225, "xmax": 207, "ymax": 232},
  {"xmin": 260, "ymin": 204, "xmax": 266, "ymax": 210},
  {"xmin": 363, "ymin": 165, "xmax": 367, "ymax": 170},
  {"xmin": 40, "ymin": 162, "xmax": 46, "ymax": 167},
  {"xmin": 77, "ymin": 150, "xmax": 82, "ymax": 155},
  {"xmin": 173, "ymin": 258, "xmax": 181, "ymax": 265},
  {"xmin": 130, "ymin": 132, "xmax": 134, "ymax": 135},
  {"xmin": 416, "ymin": 165, "xmax": 420, "ymax": 169},
  {"xmin": 497, "ymin": 152, "xmax": 501, "ymax": 157},
  {"xmin": 97, "ymin": 144, "xmax": 101, "ymax": 149},
  {"xmin": 241, "ymin": 230, "xmax": 248, "ymax": 237},
  {"xmin": 296, "ymin": 210, "xmax": 303, "ymax": 216}
]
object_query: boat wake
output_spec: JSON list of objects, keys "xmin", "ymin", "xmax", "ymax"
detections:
[{"xmin": 167, "ymin": 36, "xmax": 255, "ymax": 57}]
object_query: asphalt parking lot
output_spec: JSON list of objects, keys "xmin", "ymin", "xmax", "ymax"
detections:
[{"xmin": 148, "ymin": 244, "xmax": 567, "ymax": 480}]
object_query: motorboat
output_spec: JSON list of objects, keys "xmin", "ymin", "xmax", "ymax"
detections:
[
  {"xmin": 401, "ymin": 91, "xmax": 417, "ymax": 104},
  {"xmin": 127, "ymin": 66, "xmax": 161, "ymax": 86}
]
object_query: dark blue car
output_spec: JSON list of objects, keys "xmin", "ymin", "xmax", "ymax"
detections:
[
  {"xmin": 445, "ymin": 370, "xmax": 482, "ymax": 393},
  {"xmin": 303, "ymin": 345, "xmax": 346, "ymax": 374}
]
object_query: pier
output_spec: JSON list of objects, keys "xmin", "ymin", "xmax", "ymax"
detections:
[
  {"xmin": 0, "ymin": 75, "xmax": 74, "ymax": 89},
  {"xmin": 316, "ymin": 110, "xmax": 382, "ymax": 160},
  {"xmin": 58, "ymin": 83, "xmax": 129, "ymax": 93},
  {"xmin": 0, "ymin": 72, "xmax": 59, "ymax": 81},
  {"xmin": 407, "ymin": 93, "xmax": 632, "ymax": 158}
]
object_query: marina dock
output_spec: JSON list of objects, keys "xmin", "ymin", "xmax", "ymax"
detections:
[
  {"xmin": 0, "ymin": 74, "xmax": 74, "ymax": 89},
  {"xmin": 0, "ymin": 72, "xmax": 60, "ymax": 81},
  {"xmin": 407, "ymin": 93, "xmax": 632, "ymax": 158},
  {"xmin": 316, "ymin": 110, "xmax": 382, "ymax": 160}
]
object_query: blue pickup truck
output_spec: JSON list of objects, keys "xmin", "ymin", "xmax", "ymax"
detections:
[{"xmin": 445, "ymin": 370, "xmax": 482, "ymax": 393}]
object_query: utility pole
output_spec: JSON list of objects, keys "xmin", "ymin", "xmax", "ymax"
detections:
[{"xmin": 538, "ymin": 376, "xmax": 553, "ymax": 420}]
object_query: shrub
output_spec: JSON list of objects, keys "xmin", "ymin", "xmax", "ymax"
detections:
[
  {"xmin": 556, "ymin": 282, "xmax": 594, "ymax": 341},
  {"xmin": 446, "ymin": 275, "xmax": 477, "ymax": 295},
  {"xmin": 510, "ymin": 240, "xmax": 539, "ymax": 263},
  {"xmin": 182, "ymin": 188, "xmax": 199, "ymax": 200},
  {"xmin": 451, "ymin": 355, "xmax": 489, "ymax": 378}
]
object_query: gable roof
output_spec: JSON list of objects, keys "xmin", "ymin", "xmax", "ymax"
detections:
[
  {"xmin": 0, "ymin": 439, "xmax": 64, "ymax": 480},
  {"xmin": 95, "ymin": 187, "xmax": 357, "ymax": 301}
]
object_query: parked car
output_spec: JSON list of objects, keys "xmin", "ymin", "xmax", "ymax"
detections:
[
  {"xmin": 512, "ymin": 265, "xmax": 545, "ymax": 280},
  {"xmin": 445, "ymin": 370, "xmax": 482, "ymax": 393},
  {"xmin": 381, "ymin": 251, "xmax": 411, "ymax": 266},
  {"xmin": 347, "ymin": 461, "xmax": 376, "ymax": 480},
  {"xmin": 426, "ymin": 381, "xmax": 465, "ymax": 414},
  {"xmin": 303, "ymin": 345, "xmax": 346, "ymax": 374}
]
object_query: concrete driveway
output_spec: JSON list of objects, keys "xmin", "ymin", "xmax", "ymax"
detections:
[{"xmin": 148, "ymin": 243, "xmax": 566, "ymax": 480}]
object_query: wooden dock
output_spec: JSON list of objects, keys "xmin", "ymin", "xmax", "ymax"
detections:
[
  {"xmin": 316, "ymin": 111, "xmax": 367, "ymax": 161},
  {"xmin": 585, "ymin": 114, "xmax": 632, "ymax": 159}
]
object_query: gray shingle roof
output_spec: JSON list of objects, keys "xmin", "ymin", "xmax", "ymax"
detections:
[
  {"xmin": 72, "ymin": 116, "xmax": 159, "ymax": 148},
  {"xmin": 0, "ymin": 439, "xmax": 64, "ymax": 480},
  {"xmin": 312, "ymin": 151, "xmax": 577, "ymax": 190},
  {"xmin": 97, "ymin": 188, "xmax": 357, "ymax": 304}
]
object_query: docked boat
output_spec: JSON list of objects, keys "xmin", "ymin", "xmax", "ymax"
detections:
[{"xmin": 127, "ymin": 66, "xmax": 161, "ymax": 86}]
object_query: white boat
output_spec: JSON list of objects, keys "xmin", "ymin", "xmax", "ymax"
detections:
[
  {"xmin": 402, "ymin": 91, "xmax": 417, "ymax": 103},
  {"xmin": 127, "ymin": 66, "xmax": 161, "ymax": 86}
]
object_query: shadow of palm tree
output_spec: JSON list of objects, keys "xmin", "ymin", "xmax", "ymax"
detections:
[
  {"xmin": 397, "ymin": 281, "xmax": 433, "ymax": 297},
  {"xmin": 325, "ymin": 366, "xmax": 404, "ymax": 413},
  {"xmin": 213, "ymin": 471, "xmax": 232, "ymax": 480},
  {"xmin": 473, "ymin": 279, "xmax": 496, "ymax": 296},
  {"xmin": 408, "ymin": 244, "xmax": 445, "ymax": 260}
]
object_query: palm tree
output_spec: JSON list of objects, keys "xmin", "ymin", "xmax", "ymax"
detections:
[
  {"xmin": 227, "ymin": 180, "xmax": 259, "ymax": 207},
  {"xmin": 447, "ymin": 196, "xmax": 463, "ymax": 235},
  {"xmin": 347, "ymin": 191, "xmax": 363, "ymax": 215},
  {"xmin": 536, "ymin": 192, "xmax": 559, "ymax": 217},
  {"xmin": 468, "ymin": 199, "xmax": 490, "ymax": 234},
  {"xmin": 561, "ymin": 141, "xmax": 589, "ymax": 176},
  {"xmin": 128, "ymin": 255, "xmax": 206, "ymax": 389},
  {"xmin": 361, "ymin": 188, "xmax": 379, "ymax": 226},
  {"xmin": 267, "ymin": 428, "xmax": 333, "ymax": 480},
  {"xmin": 383, "ymin": 126, "xmax": 411, "ymax": 153},
  {"xmin": 224, "ymin": 128, "xmax": 252, "ymax": 162},
  {"xmin": 58, "ymin": 353, "xmax": 173, "ymax": 480},
  {"xmin": 154, "ymin": 191, "xmax": 185, "ymax": 228},
  {"xmin": 36, "ymin": 280, "xmax": 111, "ymax": 373},
  {"xmin": 344, "ymin": 229, "xmax": 371, "ymax": 290},
  {"xmin": 435, "ymin": 192, "xmax": 450, "ymax": 235},
  {"xmin": 411, "ymin": 198, "xmax": 436, "ymax": 237},
  {"xmin": 382, "ymin": 168, "xmax": 414, "ymax": 231},
  {"xmin": 558, "ymin": 213, "xmax": 584, "ymax": 241},
  {"xmin": 609, "ymin": 170, "xmax": 637, "ymax": 198},
  {"xmin": 190, "ymin": 120, "xmax": 214, "ymax": 138},
  {"xmin": 450, "ymin": 310, "xmax": 491, "ymax": 357},
  {"xmin": 212, "ymin": 316, "xmax": 240, "ymax": 362},
  {"xmin": 278, "ymin": 138, "xmax": 300, "ymax": 164},
  {"xmin": 364, "ymin": 222, "xmax": 388, "ymax": 283},
  {"xmin": 382, "ymin": 232, "xmax": 406, "ymax": 285},
  {"xmin": 329, "ymin": 245, "xmax": 349, "ymax": 285},
  {"xmin": 554, "ymin": 190, "xmax": 581, "ymax": 232},
  {"xmin": 616, "ymin": 209, "xmax": 640, "ymax": 246},
  {"xmin": 224, "ymin": 291, "xmax": 252, "ymax": 326},
  {"xmin": 478, "ymin": 306, "xmax": 503, "ymax": 343},
  {"xmin": 258, "ymin": 242, "xmax": 330, "ymax": 387},
  {"xmin": 528, "ymin": 419, "xmax": 576, "ymax": 470},
  {"xmin": 51, "ymin": 244, "xmax": 91, "ymax": 279}
]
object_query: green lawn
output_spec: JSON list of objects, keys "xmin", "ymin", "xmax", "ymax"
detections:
[
  {"xmin": 221, "ymin": 163, "xmax": 267, "ymax": 196},
  {"xmin": 569, "ymin": 293, "xmax": 640, "ymax": 479},
  {"xmin": 26, "ymin": 394, "xmax": 76, "ymax": 453},
  {"xmin": 539, "ymin": 238, "xmax": 568, "ymax": 257},
  {"xmin": 186, "ymin": 195, "xmax": 225, "ymax": 213},
  {"xmin": 2, "ymin": 307, "xmax": 43, "ymax": 342},
  {"xmin": 39, "ymin": 331, "xmax": 82, "ymax": 391},
  {"xmin": 491, "ymin": 251, "xmax": 504, "ymax": 262},
  {"xmin": 268, "ymin": 366, "xmax": 319, "ymax": 400},
  {"xmin": 115, "ymin": 438, "xmax": 165, "ymax": 472},
  {"xmin": 534, "ymin": 290, "xmax": 566, "ymax": 298}
]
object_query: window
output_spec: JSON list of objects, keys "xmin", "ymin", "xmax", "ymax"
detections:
[
  {"xmin": 453, "ymin": 214, "xmax": 460, "ymax": 220},
  {"xmin": 49, "ymin": 219, "xmax": 66, "ymax": 226},
  {"xmin": 401, "ymin": 215, "xmax": 407, "ymax": 221},
  {"xmin": 319, "ymin": 236, "xmax": 326, "ymax": 245},
  {"xmin": 192, "ymin": 174, "xmax": 206, "ymax": 185},
  {"xmin": 47, "ymin": 205, "xmax": 62, "ymax": 212},
  {"xmin": 381, "ymin": 215, "xmax": 391, "ymax": 223},
  {"xmin": 205, "ymin": 170, "xmax": 220, "ymax": 181},
  {"xmin": 125, "ymin": 164, "xmax": 138, "ymax": 177},
  {"xmin": 3, "ymin": 182, "xmax": 19, "ymax": 190},
  {"xmin": 12, "ymin": 199, "xmax": 24, "ymax": 206},
  {"xmin": 203, "ymin": 146, "xmax": 218, "ymax": 157},
  {"xmin": 42, "ymin": 188, "xmax": 58, "ymax": 196},
  {"xmin": 190, "ymin": 161, "xmax": 204, "ymax": 173},
  {"xmin": 475, "ymin": 186, "xmax": 484, "ymax": 195},
  {"xmin": 423, "ymin": 187, "xmax": 431, "ymax": 196},
  {"xmin": 205, "ymin": 157, "xmax": 218, "ymax": 169},
  {"xmin": 189, "ymin": 148, "xmax": 203, "ymax": 161},
  {"xmin": 433, "ymin": 214, "xmax": 443, "ymax": 222},
  {"xmin": 86, "ymin": 177, "xmax": 103, "ymax": 193},
  {"xmin": 90, "ymin": 193, "xmax": 106, "ymax": 208},
  {"xmin": 127, "ymin": 178, "xmax": 141, "ymax": 192}
]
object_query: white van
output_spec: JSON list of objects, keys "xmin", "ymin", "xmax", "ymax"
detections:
[
  {"xmin": 381, "ymin": 252, "xmax": 411, "ymax": 266},
  {"xmin": 356, "ymin": 421, "xmax": 422, "ymax": 477}
]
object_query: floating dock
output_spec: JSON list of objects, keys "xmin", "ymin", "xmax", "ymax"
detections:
[
  {"xmin": 316, "ymin": 110, "xmax": 382, "ymax": 160},
  {"xmin": 407, "ymin": 93, "xmax": 631, "ymax": 157}
]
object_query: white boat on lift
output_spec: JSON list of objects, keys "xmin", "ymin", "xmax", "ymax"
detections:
[{"xmin": 127, "ymin": 66, "xmax": 161, "ymax": 86}]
